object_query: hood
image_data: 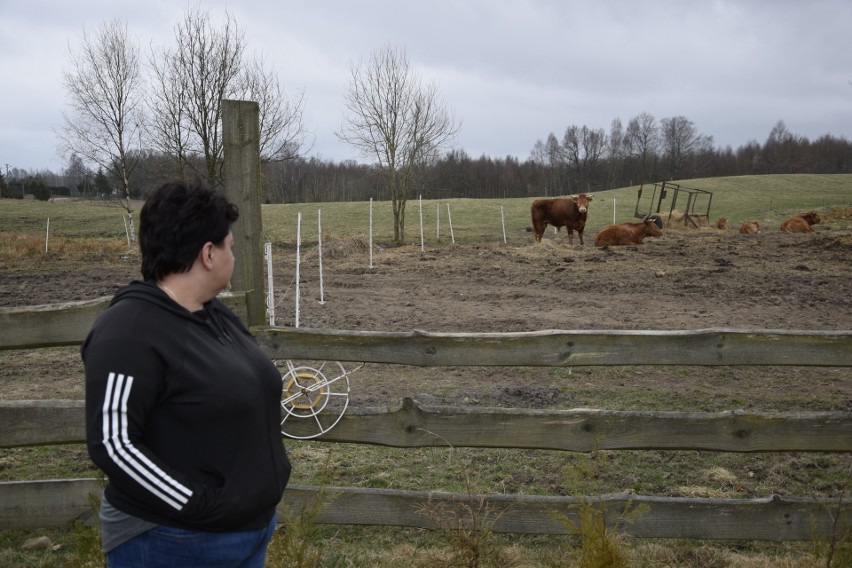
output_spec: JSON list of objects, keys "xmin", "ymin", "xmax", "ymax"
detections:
[{"xmin": 112, "ymin": 280, "xmax": 234, "ymax": 344}]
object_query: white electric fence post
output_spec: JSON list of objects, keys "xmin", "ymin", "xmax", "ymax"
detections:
[
  {"xmin": 317, "ymin": 209, "xmax": 325, "ymax": 305},
  {"xmin": 295, "ymin": 212, "xmax": 302, "ymax": 328},
  {"xmin": 369, "ymin": 198, "xmax": 374, "ymax": 268},
  {"xmin": 264, "ymin": 242, "xmax": 275, "ymax": 325},
  {"xmin": 45, "ymin": 218, "xmax": 50, "ymax": 253},
  {"xmin": 613, "ymin": 198, "xmax": 616, "ymax": 224},
  {"xmin": 500, "ymin": 206, "xmax": 507, "ymax": 244},
  {"xmin": 446, "ymin": 203, "xmax": 455, "ymax": 244},
  {"xmin": 436, "ymin": 204, "xmax": 440, "ymax": 240},
  {"xmin": 419, "ymin": 194, "xmax": 424, "ymax": 252}
]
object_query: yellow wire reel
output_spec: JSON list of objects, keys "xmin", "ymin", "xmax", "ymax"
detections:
[{"xmin": 279, "ymin": 360, "xmax": 357, "ymax": 440}]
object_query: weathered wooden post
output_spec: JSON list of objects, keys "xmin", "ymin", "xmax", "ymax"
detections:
[{"xmin": 222, "ymin": 99, "xmax": 266, "ymax": 327}]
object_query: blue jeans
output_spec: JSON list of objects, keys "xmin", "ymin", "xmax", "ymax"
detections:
[{"xmin": 106, "ymin": 516, "xmax": 276, "ymax": 568}]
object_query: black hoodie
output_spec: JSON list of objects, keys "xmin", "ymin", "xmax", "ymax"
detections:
[{"xmin": 83, "ymin": 280, "xmax": 291, "ymax": 531}]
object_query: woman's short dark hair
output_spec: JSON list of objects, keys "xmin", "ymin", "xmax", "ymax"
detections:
[{"xmin": 139, "ymin": 179, "xmax": 239, "ymax": 282}]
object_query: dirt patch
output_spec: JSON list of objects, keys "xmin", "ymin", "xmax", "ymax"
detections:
[{"xmin": 287, "ymin": 229, "xmax": 851, "ymax": 333}]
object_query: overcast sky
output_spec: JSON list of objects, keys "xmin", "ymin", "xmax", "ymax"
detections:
[{"xmin": 1, "ymin": 0, "xmax": 850, "ymax": 174}]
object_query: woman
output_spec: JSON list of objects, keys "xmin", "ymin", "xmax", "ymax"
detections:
[{"xmin": 83, "ymin": 179, "xmax": 291, "ymax": 567}]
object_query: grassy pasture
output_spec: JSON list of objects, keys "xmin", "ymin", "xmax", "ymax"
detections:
[
  {"xmin": 1, "ymin": 174, "xmax": 851, "ymax": 566},
  {"xmin": 1, "ymin": 175, "xmax": 849, "ymax": 256},
  {"xmin": 258, "ymin": 173, "xmax": 852, "ymax": 248}
]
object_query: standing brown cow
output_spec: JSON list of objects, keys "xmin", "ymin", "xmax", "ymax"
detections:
[
  {"xmin": 781, "ymin": 211, "xmax": 821, "ymax": 233},
  {"xmin": 739, "ymin": 221, "xmax": 761, "ymax": 234},
  {"xmin": 594, "ymin": 218, "xmax": 663, "ymax": 246},
  {"xmin": 530, "ymin": 194, "xmax": 593, "ymax": 245}
]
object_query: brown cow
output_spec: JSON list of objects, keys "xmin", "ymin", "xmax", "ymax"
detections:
[
  {"xmin": 739, "ymin": 221, "xmax": 761, "ymax": 234},
  {"xmin": 530, "ymin": 194, "xmax": 593, "ymax": 245},
  {"xmin": 594, "ymin": 218, "xmax": 663, "ymax": 247},
  {"xmin": 715, "ymin": 217, "xmax": 731, "ymax": 230},
  {"xmin": 781, "ymin": 211, "xmax": 821, "ymax": 233}
]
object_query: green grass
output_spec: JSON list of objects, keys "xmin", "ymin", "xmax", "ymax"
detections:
[
  {"xmin": 258, "ymin": 174, "xmax": 852, "ymax": 247},
  {"xmin": 0, "ymin": 199, "xmax": 138, "ymax": 239},
  {"xmin": 3, "ymin": 174, "xmax": 848, "ymax": 250}
]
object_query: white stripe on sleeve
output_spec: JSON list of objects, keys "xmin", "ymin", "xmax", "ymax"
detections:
[{"xmin": 101, "ymin": 372, "xmax": 194, "ymax": 511}]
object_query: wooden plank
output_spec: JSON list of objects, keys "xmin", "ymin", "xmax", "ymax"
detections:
[
  {"xmin": 0, "ymin": 297, "xmax": 109, "ymax": 349},
  {"xmin": 0, "ymin": 479, "xmax": 102, "ymax": 529},
  {"xmin": 2, "ymin": 480, "xmax": 846, "ymax": 541},
  {"xmin": 2, "ymin": 399, "xmax": 849, "ymax": 452},
  {"xmin": 2, "ymin": 300, "xmax": 849, "ymax": 366},
  {"xmin": 283, "ymin": 486, "xmax": 849, "ymax": 541},
  {"xmin": 0, "ymin": 293, "xmax": 247, "ymax": 349},
  {"xmin": 222, "ymin": 99, "xmax": 266, "ymax": 328},
  {"xmin": 0, "ymin": 400, "xmax": 85, "ymax": 447},
  {"xmin": 254, "ymin": 327, "xmax": 852, "ymax": 367},
  {"xmin": 285, "ymin": 398, "xmax": 852, "ymax": 452}
]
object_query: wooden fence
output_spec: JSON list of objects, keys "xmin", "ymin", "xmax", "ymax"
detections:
[{"xmin": 1, "ymin": 299, "xmax": 850, "ymax": 541}]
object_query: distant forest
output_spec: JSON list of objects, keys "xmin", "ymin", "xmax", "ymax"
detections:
[{"xmin": 2, "ymin": 117, "xmax": 850, "ymax": 203}]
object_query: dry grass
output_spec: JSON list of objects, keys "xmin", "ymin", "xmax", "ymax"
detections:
[{"xmin": 0, "ymin": 231, "xmax": 129, "ymax": 267}]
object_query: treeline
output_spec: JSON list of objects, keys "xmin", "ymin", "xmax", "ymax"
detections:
[
  {"xmin": 260, "ymin": 118, "xmax": 852, "ymax": 203},
  {"xmin": 2, "ymin": 118, "xmax": 850, "ymax": 203}
]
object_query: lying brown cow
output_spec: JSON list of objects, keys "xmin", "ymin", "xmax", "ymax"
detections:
[
  {"xmin": 780, "ymin": 211, "xmax": 821, "ymax": 233},
  {"xmin": 530, "ymin": 194, "xmax": 593, "ymax": 245},
  {"xmin": 715, "ymin": 217, "xmax": 731, "ymax": 230},
  {"xmin": 594, "ymin": 218, "xmax": 662, "ymax": 247},
  {"xmin": 739, "ymin": 221, "xmax": 761, "ymax": 234}
]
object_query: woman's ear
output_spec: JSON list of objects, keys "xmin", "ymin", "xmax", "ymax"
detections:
[{"xmin": 199, "ymin": 242, "xmax": 215, "ymax": 269}]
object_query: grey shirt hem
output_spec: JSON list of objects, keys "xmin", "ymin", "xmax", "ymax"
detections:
[{"xmin": 99, "ymin": 493, "xmax": 158, "ymax": 553}]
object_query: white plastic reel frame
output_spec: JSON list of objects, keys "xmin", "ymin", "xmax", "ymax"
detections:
[{"xmin": 279, "ymin": 360, "xmax": 357, "ymax": 440}]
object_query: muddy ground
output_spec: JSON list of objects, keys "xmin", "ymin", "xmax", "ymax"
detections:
[{"xmin": 1, "ymin": 217, "xmax": 850, "ymax": 414}]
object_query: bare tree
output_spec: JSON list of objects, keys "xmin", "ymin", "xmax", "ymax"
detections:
[
  {"xmin": 545, "ymin": 133, "xmax": 566, "ymax": 195},
  {"xmin": 240, "ymin": 55, "xmax": 310, "ymax": 161},
  {"xmin": 606, "ymin": 118, "xmax": 625, "ymax": 189},
  {"xmin": 64, "ymin": 154, "xmax": 91, "ymax": 195},
  {"xmin": 562, "ymin": 125, "xmax": 607, "ymax": 192},
  {"xmin": 625, "ymin": 112, "xmax": 659, "ymax": 183},
  {"xmin": 763, "ymin": 120, "xmax": 806, "ymax": 174},
  {"xmin": 60, "ymin": 19, "xmax": 143, "ymax": 239},
  {"xmin": 530, "ymin": 139, "xmax": 550, "ymax": 196},
  {"xmin": 148, "ymin": 7, "xmax": 242, "ymax": 185},
  {"xmin": 148, "ymin": 7, "xmax": 307, "ymax": 186},
  {"xmin": 529, "ymin": 133, "xmax": 565, "ymax": 196},
  {"xmin": 660, "ymin": 116, "xmax": 713, "ymax": 178},
  {"xmin": 338, "ymin": 44, "xmax": 458, "ymax": 244},
  {"xmin": 147, "ymin": 40, "xmax": 192, "ymax": 179}
]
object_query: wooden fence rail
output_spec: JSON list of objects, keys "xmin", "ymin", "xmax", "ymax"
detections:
[
  {"xmin": 3, "ymin": 301, "xmax": 850, "ymax": 366},
  {"xmin": 0, "ymin": 299, "xmax": 850, "ymax": 541},
  {"xmin": 2, "ymin": 398, "xmax": 851, "ymax": 453},
  {"xmin": 1, "ymin": 479, "xmax": 844, "ymax": 541}
]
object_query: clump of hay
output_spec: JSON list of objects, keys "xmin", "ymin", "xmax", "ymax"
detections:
[
  {"xmin": 659, "ymin": 210, "xmax": 714, "ymax": 231},
  {"xmin": 673, "ymin": 486, "xmax": 731, "ymax": 498},
  {"xmin": 673, "ymin": 467, "xmax": 739, "ymax": 498},
  {"xmin": 322, "ymin": 236, "xmax": 371, "ymax": 259},
  {"xmin": 704, "ymin": 466, "xmax": 738, "ymax": 484},
  {"xmin": 514, "ymin": 236, "xmax": 582, "ymax": 261},
  {"xmin": 823, "ymin": 207, "xmax": 852, "ymax": 221}
]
